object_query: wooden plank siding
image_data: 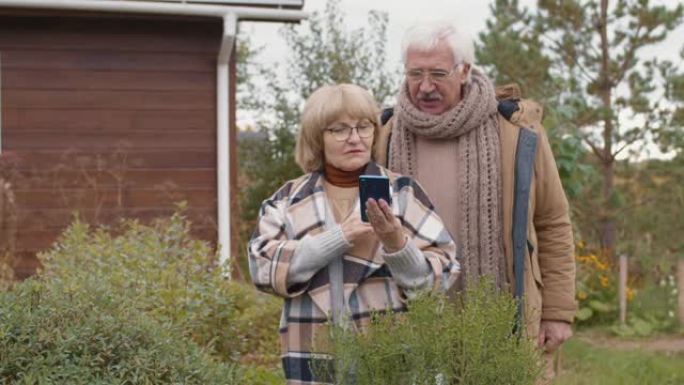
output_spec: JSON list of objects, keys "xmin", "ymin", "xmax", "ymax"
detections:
[{"xmin": 0, "ymin": 14, "xmax": 223, "ymax": 278}]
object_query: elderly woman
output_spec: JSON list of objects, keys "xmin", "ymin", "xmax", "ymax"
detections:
[{"xmin": 248, "ymin": 84, "xmax": 459, "ymax": 384}]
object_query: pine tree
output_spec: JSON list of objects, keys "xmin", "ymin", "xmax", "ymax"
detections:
[
  {"xmin": 659, "ymin": 47, "xmax": 684, "ymax": 154},
  {"xmin": 478, "ymin": 0, "xmax": 683, "ymax": 260}
]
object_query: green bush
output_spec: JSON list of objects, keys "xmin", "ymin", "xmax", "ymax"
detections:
[
  {"xmin": 0, "ymin": 278, "xmax": 238, "ymax": 384},
  {"xmin": 317, "ymin": 280, "xmax": 542, "ymax": 385},
  {"xmin": 0, "ymin": 210, "xmax": 282, "ymax": 384},
  {"xmin": 610, "ymin": 274, "xmax": 680, "ymax": 337}
]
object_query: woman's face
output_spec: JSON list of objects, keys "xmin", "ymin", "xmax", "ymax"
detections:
[{"xmin": 323, "ymin": 114, "xmax": 374, "ymax": 171}]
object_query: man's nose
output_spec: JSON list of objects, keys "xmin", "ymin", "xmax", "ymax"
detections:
[{"xmin": 418, "ymin": 77, "xmax": 436, "ymax": 93}]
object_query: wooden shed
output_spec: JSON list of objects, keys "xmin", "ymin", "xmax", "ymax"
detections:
[{"xmin": 0, "ymin": 0, "xmax": 306, "ymax": 278}]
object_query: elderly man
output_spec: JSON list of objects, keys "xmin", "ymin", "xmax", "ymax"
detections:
[{"xmin": 374, "ymin": 21, "xmax": 576, "ymax": 381}]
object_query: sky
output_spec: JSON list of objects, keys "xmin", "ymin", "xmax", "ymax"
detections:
[
  {"xmin": 240, "ymin": 0, "xmax": 683, "ymax": 72},
  {"xmin": 238, "ymin": 0, "xmax": 683, "ymax": 159},
  {"xmin": 240, "ymin": 0, "xmax": 506, "ymax": 68}
]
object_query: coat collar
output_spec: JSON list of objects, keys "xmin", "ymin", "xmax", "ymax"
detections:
[{"xmin": 291, "ymin": 162, "xmax": 385, "ymax": 205}]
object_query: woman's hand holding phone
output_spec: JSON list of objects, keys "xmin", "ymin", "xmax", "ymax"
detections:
[{"xmin": 365, "ymin": 198, "xmax": 406, "ymax": 253}]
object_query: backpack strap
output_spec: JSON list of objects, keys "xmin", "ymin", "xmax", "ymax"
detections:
[
  {"xmin": 381, "ymin": 107, "xmax": 395, "ymax": 164},
  {"xmin": 497, "ymin": 99, "xmax": 520, "ymax": 121},
  {"xmin": 380, "ymin": 107, "xmax": 394, "ymax": 125},
  {"xmin": 511, "ymin": 125, "xmax": 537, "ymax": 336},
  {"xmin": 498, "ymin": 98, "xmax": 539, "ymax": 336}
]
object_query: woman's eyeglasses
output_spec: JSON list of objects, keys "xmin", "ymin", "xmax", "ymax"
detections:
[{"xmin": 326, "ymin": 120, "xmax": 375, "ymax": 142}]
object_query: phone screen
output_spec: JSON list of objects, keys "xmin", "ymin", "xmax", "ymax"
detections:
[{"xmin": 359, "ymin": 175, "xmax": 391, "ymax": 222}]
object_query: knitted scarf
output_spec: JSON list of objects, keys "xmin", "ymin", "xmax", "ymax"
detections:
[{"xmin": 388, "ymin": 68, "xmax": 507, "ymax": 289}]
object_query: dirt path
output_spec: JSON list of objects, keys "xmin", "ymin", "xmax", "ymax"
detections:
[{"xmin": 575, "ymin": 330, "xmax": 684, "ymax": 354}]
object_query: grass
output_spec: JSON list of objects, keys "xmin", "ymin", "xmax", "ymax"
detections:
[{"xmin": 555, "ymin": 335, "xmax": 684, "ymax": 385}]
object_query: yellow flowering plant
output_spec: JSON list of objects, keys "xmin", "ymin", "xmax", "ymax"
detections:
[{"xmin": 575, "ymin": 242, "xmax": 635, "ymax": 324}]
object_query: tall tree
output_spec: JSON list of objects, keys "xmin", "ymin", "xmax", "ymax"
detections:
[
  {"xmin": 618, "ymin": 157, "xmax": 684, "ymax": 267},
  {"xmin": 281, "ymin": 0, "xmax": 397, "ymax": 105},
  {"xmin": 478, "ymin": 0, "xmax": 683, "ymax": 259},
  {"xmin": 658, "ymin": 47, "xmax": 684, "ymax": 154},
  {"xmin": 234, "ymin": 0, "xmax": 397, "ymax": 274}
]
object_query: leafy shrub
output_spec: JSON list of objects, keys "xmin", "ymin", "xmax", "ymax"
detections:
[
  {"xmin": 316, "ymin": 279, "xmax": 542, "ymax": 385},
  {"xmin": 611, "ymin": 274, "xmax": 680, "ymax": 337},
  {"xmin": 574, "ymin": 241, "xmax": 680, "ymax": 336},
  {"xmin": 0, "ymin": 278, "xmax": 238, "ymax": 384},
  {"xmin": 630, "ymin": 274, "xmax": 679, "ymax": 332},
  {"xmin": 574, "ymin": 243, "xmax": 621, "ymax": 324},
  {"xmin": 0, "ymin": 210, "xmax": 282, "ymax": 383}
]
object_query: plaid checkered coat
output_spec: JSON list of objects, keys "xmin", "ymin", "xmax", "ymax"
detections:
[{"xmin": 248, "ymin": 162, "xmax": 459, "ymax": 384}]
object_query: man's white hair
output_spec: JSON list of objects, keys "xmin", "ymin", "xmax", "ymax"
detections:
[{"xmin": 401, "ymin": 20, "xmax": 475, "ymax": 81}]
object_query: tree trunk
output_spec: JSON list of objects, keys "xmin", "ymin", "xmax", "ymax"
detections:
[
  {"xmin": 618, "ymin": 255, "xmax": 628, "ymax": 324},
  {"xmin": 600, "ymin": 160, "xmax": 615, "ymax": 259},
  {"xmin": 598, "ymin": 0, "xmax": 616, "ymax": 260},
  {"xmin": 678, "ymin": 259, "xmax": 684, "ymax": 327}
]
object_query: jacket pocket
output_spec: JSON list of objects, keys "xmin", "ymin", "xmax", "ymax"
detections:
[{"xmin": 527, "ymin": 240, "xmax": 543, "ymax": 288}]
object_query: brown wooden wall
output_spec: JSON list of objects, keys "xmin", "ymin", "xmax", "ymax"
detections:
[{"xmin": 0, "ymin": 13, "xmax": 223, "ymax": 278}]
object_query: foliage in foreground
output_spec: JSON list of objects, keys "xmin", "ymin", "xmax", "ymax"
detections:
[
  {"xmin": 0, "ymin": 278, "xmax": 239, "ymax": 385},
  {"xmin": 0, "ymin": 211, "xmax": 282, "ymax": 384},
  {"xmin": 317, "ymin": 280, "xmax": 542, "ymax": 385}
]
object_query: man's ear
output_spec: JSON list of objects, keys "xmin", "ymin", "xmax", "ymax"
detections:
[{"xmin": 461, "ymin": 63, "xmax": 471, "ymax": 77}]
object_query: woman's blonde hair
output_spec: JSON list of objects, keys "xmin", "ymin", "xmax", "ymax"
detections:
[{"xmin": 295, "ymin": 84, "xmax": 380, "ymax": 173}]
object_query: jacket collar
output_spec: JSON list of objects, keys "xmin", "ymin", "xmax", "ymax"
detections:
[{"xmin": 291, "ymin": 162, "xmax": 385, "ymax": 205}]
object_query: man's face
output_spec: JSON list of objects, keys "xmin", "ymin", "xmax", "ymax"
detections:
[{"xmin": 405, "ymin": 40, "xmax": 468, "ymax": 115}]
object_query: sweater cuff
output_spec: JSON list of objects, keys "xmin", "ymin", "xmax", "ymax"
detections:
[
  {"xmin": 287, "ymin": 226, "xmax": 350, "ymax": 286},
  {"xmin": 383, "ymin": 240, "xmax": 431, "ymax": 289},
  {"xmin": 318, "ymin": 225, "xmax": 351, "ymax": 255}
]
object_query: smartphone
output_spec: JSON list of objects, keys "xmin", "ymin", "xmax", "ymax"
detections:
[{"xmin": 359, "ymin": 175, "xmax": 391, "ymax": 222}]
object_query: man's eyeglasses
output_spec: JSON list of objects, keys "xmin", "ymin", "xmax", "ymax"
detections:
[
  {"xmin": 405, "ymin": 66, "xmax": 459, "ymax": 83},
  {"xmin": 325, "ymin": 120, "xmax": 375, "ymax": 142}
]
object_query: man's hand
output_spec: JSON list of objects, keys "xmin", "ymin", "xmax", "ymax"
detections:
[
  {"xmin": 538, "ymin": 320, "xmax": 572, "ymax": 352},
  {"xmin": 365, "ymin": 198, "xmax": 406, "ymax": 253}
]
